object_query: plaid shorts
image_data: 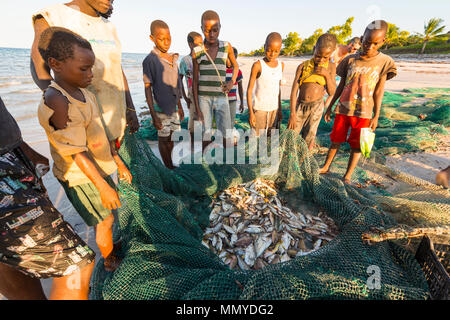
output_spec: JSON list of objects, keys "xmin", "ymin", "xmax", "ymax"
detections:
[
  {"xmin": 156, "ymin": 111, "xmax": 181, "ymax": 138},
  {"xmin": 0, "ymin": 148, "xmax": 95, "ymax": 279}
]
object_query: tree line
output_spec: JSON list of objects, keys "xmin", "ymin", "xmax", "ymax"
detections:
[{"xmin": 244, "ymin": 17, "xmax": 447, "ymax": 56}]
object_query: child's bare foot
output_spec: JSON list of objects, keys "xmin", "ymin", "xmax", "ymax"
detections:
[
  {"xmin": 104, "ymin": 254, "xmax": 122, "ymax": 272},
  {"xmin": 342, "ymin": 178, "xmax": 352, "ymax": 185},
  {"xmin": 104, "ymin": 240, "xmax": 124, "ymax": 272},
  {"xmin": 436, "ymin": 167, "xmax": 450, "ymax": 189},
  {"xmin": 319, "ymin": 167, "xmax": 330, "ymax": 174}
]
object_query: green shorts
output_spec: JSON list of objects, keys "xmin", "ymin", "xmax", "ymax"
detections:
[{"xmin": 59, "ymin": 176, "xmax": 116, "ymax": 227}]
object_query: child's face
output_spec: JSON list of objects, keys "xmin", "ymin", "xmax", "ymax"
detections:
[
  {"xmin": 361, "ymin": 30, "xmax": 385, "ymax": 57},
  {"xmin": 264, "ymin": 40, "xmax": 282, "ymax": 62},
  {"xmin": 313, "ymin": 47, "xmax": 333, "ymax": 66},
  {"xmin": 189, "ymin": 36, "xmax": 203, "ymax": 50},
  {"xmin": 201, "ymin": 19, "xmax": 220, "ymax": 45},
  {"xmin": 151, "ymin": 28, "xmax": 172, "ymax": 53},
  {"xmin": 50, "ymin": 45, "xmax": 95, "ymax": 88},
  {"xmin": 349, "ymin": 42, "xmax": 361, "ymax": 54}
]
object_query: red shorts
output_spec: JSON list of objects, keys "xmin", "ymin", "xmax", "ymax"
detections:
[{"xmin": 330, "ymin": 114, "xmax": 371, "ymax": 149}]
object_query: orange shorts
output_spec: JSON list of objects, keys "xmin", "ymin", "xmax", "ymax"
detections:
[{"xmin": 330, "ymin": 114, "xmax": 371, "ymax": 149}]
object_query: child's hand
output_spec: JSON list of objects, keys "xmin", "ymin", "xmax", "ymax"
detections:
[
  {"xmin": 99, "ymin": 184, "xmax": 122, "ymax": 210},
  {"xmin": 314, "ymin": 66, "xmax": 330, "ymax": 78},
  {"xmin": 178, "ymin": 107, "xmax": 185, "ymax": 122},
  {"xmin": 239, "ymin": 103, "xmax": 245, "ymax": 114},
  {"xmin": 117, "ymin": 162, "xmax": 133, "ymax": 184},
  {"xmin": 369, "ymin": 117, "xmax": 379, "ymax": 131},
  {"xmin": 324, "ymin": 108, "xmax": 332, "ymax": 123},
  {"xmin": 287, "ymin": 115, "xmax": 297, "ymax": 130},
  {"xmin": 222, "ymin": 81, "xmax": 234, "ymax": 94},
  {"xmin": 249, "ymin": 112, "xmax": 256, "ymax": 128},
  {"xmin": 126, "ymin": 110, "xmax": 140, "ymax": 134},
  {"xmin": 152, "ymin": 115, "xmax": 163, "ymax": 131}
]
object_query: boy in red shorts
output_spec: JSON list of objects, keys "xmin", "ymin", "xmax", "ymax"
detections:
[{"xmin": 320, "ymin": 20, "xmax": 397, "ymax": 183}]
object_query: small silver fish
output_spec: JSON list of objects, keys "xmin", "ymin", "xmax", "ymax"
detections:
[
  {"xmin": 237, "ymin": 255, "xmax": 250, "ymax": 270},
  {"xmin": 244, "ymin": 243, "xmax": 256, "ymax": 267}
]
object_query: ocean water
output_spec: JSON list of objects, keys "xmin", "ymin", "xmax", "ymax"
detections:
[{"xmin": 0, "ymin": 47, "xmax": 149, "ymax": 145}]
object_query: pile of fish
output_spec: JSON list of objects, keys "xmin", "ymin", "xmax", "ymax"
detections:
[{"xmin": 202, "ymin": 179, "xmax": 339, "ymax": 271}]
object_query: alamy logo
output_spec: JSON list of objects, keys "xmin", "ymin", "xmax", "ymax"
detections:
[{"xmin": 367, "ymin": 265, "xmax": 381, "ymax": 290}]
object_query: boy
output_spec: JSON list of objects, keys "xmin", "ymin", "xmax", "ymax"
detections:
[
  {"xmin": 226, "ymin": 47, "xmax": 244, "ymax": 128},
  {"xmin": 247, "ymin": 32, "xmax": 284, "ymax": 136},
  {"xmin": 192, "ymin": 10, "xmax": 240, "ymax": 148},
  {"xmin": 143, "ymin": 20, "xmax": 185, "ymax": 169},
  {"xmin": 320, "ymin": 20, "xmax": 397, "ymax": 183},
  {"xmin": 37, "ymin": 27, "xmax": 132, "ymax": 273},
  {"xmin": 331, "ymin": 37, "xmax": 361, "ymax": 66},
  {"xmin": 179, "ymin": 31, "xmax": 203, "ymax": 135},
  {"xmin": 288, "ymin": 33, "xmax": 337, "ymax": 150}
]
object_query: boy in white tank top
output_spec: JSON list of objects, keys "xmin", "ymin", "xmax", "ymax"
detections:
[{"xmin": 247, "ymin": 33, "xmax": 284, "ymax": 136}]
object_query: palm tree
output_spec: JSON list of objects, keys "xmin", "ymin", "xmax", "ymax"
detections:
[
  {"xmin": 420, "ymin": 18, "xmax": 446, "ymax": 54},
  {"xmin": 385, "ymin": 24, "xmax": 400, "ymax": 49}
]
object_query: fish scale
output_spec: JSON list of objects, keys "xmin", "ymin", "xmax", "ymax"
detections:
[{"xmin": 202, "ymin": 179, "xmax": 339, "ymax": 270}]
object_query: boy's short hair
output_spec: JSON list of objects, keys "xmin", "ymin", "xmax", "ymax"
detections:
[
  {"xmin": 187, "ymin": 31, "xmax": 202, "ymax": 44},
  {"xmin": 38, "ymin": 27, "xmax": 92, "ymax": 63},
  {"xmin": 365, "ymin": 20, "xmax": 388, "ymax": 35},
  {"xmin": 348, "ymin": 37, "xmax": 361, "ymax": 46},
  {"xmin": 265, "ymin": 32, "xmax": 282, "ymax": 46},
  {"xmin": 233, "ymin": 47, "xmax": 238, "ymax": 57},
  {"xmin": 201, "ymin": 10, "xmax": 220, "ymax": 25},
  {"xmin": 151, "ymin": 20, "xmax": 169, "ymax": 36},
  {"xmin": 316, "ymin": 33, "xmax": 337, "ymax": 51}
]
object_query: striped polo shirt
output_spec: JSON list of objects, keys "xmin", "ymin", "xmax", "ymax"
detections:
[{"xmin": 193, "ymin": 40, "xmax": 229, "ymax": 96}]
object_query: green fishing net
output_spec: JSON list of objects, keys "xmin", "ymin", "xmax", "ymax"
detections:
[
  {"xmin": 90, "ymin": 130, "xmax": 445, "ymax": 300},
  {"xmin": 89, "ymin": 88, "xmax": 449, "ymax": 300},
  {"xmin": 140, "ymin": 88, "xmax": 449, "ymax": 155}
]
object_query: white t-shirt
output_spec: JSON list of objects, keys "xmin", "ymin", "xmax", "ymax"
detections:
[{"xmin": 33, "ymin": 3, "xmax": 126, "ymax": 141}]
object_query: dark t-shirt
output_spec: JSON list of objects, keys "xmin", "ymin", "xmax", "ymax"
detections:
[
  {"xmin": 142, "ymin": 48, "xmax": 182, "ymax": 115},
  {"xmin": 336, "ymin": 52, "xmax": 397, "ymax": 119},
  {"xmin": 0, "ymin": 97, "xmax": 22, "ymax": 155}
]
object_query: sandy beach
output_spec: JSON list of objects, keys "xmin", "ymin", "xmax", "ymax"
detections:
[{"xmin": 1, "ymin": 53, "xmax": 449, "ymax": 300}]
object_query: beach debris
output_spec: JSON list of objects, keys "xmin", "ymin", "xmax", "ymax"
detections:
[
  {"xmin": 366, "ymin": 179, "xmax": 385, "ymax": 188},
  {"xmin": 202, "ymin": 178, "xmax": 339, "ymax": 270},
  {"xmin": 362, "ymin": 226, "xmax": 450, "ymax": 245}
]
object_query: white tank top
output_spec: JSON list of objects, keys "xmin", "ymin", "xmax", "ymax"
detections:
[
  {"xmin": 33, "ymin": 3, "xmax": 126, "ymax": 141},
  {"xmin": 254, "ymin": 60, "xmax": 283, "ymax": 111}
]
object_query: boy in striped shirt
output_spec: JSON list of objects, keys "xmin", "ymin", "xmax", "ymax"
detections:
[
  {"xmin": 226, "ymin": 47, "xmax": 244, "ymax": 129},
  {"xmin": 192, "ymin": 10, "xmax": 240, "ymax": 149}
]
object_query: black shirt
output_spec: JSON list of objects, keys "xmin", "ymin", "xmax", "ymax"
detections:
[{"xmin": 0, "ymin": 97, "xmax": 23, "ymax": 155}]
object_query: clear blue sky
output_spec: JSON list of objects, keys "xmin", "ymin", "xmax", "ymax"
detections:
[{"xmin": 0, "ymin": 0, "xmax": 448, "ymax": 54}]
